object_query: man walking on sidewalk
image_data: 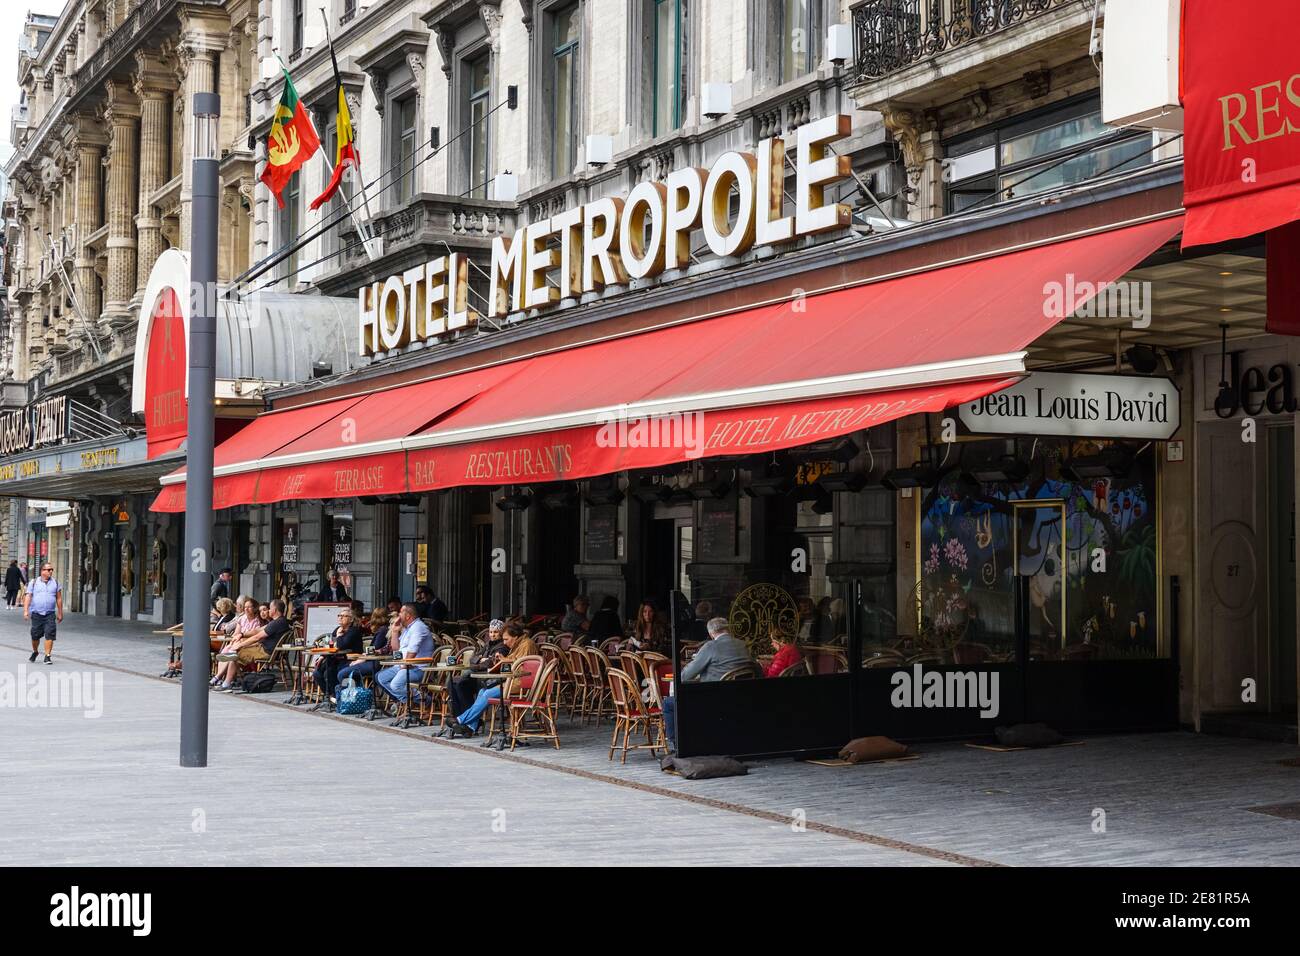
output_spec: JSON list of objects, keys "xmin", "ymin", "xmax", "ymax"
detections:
[{"xmin": 24, "ymin": 562, "xmax": 63, "ymax": 664}]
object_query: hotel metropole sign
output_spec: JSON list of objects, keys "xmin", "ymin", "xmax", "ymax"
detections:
[
  {"xmin": 0, "ymin": 396, "xmax": 69, "ymax": 457},
  {"xmin": 358, "ymin": 114, "xmax": 853, "ymax": 357}
]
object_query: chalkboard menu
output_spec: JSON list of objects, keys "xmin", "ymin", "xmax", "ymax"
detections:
[
  {"xmin": 585, "ymin": 504, "xmax": 618, "ymax": 562},
  {"xmin": 698, "ymin": 496, "xmax": 738, "ymax": 559}
]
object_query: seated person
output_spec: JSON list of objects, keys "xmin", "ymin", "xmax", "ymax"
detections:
[
  {"xmin": 335, "ymin": 608, "xmax": 394, "ymax": 693},
  {"xmin": 662, "ymin": 617, "xmax": 756, "ymax": 749},
  {"xmin": 314, "ymin": 606, "xmax": 365, "ymax": 704},
  {"xmin": 626, "ymin": 601, "xmax": 669, "ymax": 654},
  {"xmin": 560, "ymin": 595, "xmax": 590, "ymax": 637},
  {"xmin": 258, "ymin": 602, "xmax": 271, "ymax": 623},
  {"xmin": 212, "ymin": 599, "xmax": 291, "ymax": 692},
  {"xmin": 210, "ymin": 597, "xmax": 237, "ymax": 632},
  {"xmin": 413, "ymin": 585, "xmax": 449, "ymax": 622},
  {"xmin": 446, "ymin": 619, "xmax": 507, "ymax": 718},
  {"xmin": 764, "ymin": 626, "xmax": 804, "ymax": 677},
  {"xmin": 686, "ymin": 600, "xmax": 712, "ymax": 643},
  {"xmin": 375, "ymin": 604, "xmax": 434, "ymax": 709},
  {"xmin": 445, "ymin": 623, "xmax": 538, "ymax": 737},
  {"xmin": 349, "ymin": 599, "xmax": 369, "ymax": 634},
  {"xmin": 211, "ymin": 598, "xmax": 263, "ymax": 684},
  {"xmin": 585, "ymin": 596, "xmax": 624, "ymax": 646},
  {"xmin": 315, "ymin": 569, "xmax": 350, "ymax": 603}
]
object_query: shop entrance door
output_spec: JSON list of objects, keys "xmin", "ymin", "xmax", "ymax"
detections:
[
  {"xmin": 1268, "ymin": 426, "xmax": 1298, "ymax": 715},
  {"xmin": 398, "ymin": 535, "xmax": 417, "ymax": 605},
  {"xmin": 1014, "ymin": 500, "xmax": 1066, "ymax": 725},
  {"xmin": 106, "ymin": 526, "xmax": 123, "ymax": 617},
  {"xmin": 645, "ymin": 507, "xmax": 691, "ymax": 608}
]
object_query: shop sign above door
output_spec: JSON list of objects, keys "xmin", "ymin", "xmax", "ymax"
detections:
[{"xmin": 959, "ymin": 372, "xmax": 1180, "ymax": 440}]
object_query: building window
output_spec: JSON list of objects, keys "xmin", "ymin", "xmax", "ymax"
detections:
[
  {"xmin": 779, "ymin": 0, "xmax": 814, "ymax": 83},
  {"xmin": 551, "ymin": 3, "xmax": 580, "ymax": 179},
  {"xmin": 652, "ymin": 0, "xmax": 687, "ymax": 136},
  {"xmin": 279, "ymin": 172, "xmax": 301, "ymax": 280},
  {"xmin": 391, "ymin": 94, "xmax": 418, "ymax": 205},
  {"xmin": 943, "ymin": 97, "xmax": 1154, "ymax": 213},
  {"xmin": 291, "ymin": 0, "xmax": 305, "ymax": 56},
  {"xmin": 341, "ymin": 0, "xmax": 356, "ymax": 25},
  {"xmin": 465, "ymin": 53, "xmax": 491, "ymax": 198}
]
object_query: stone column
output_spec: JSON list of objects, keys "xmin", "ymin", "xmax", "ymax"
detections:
[
  {"xmin": 133, "ymin": 51, "xmax": 176, "ymax": 298},
  {"xmin": 102, "ymin": 81, "xmax": 140, "ymax": 328},
  {"xmin": 74, "ymin": 117, "xmax": 107, "ymax": 328},
  {"xmin": 177, "ymin": 18, "xmax": 229, "ymax": 252}
]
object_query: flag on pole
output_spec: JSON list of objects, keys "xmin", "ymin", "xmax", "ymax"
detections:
[
  {"xmin": 259, "ymin": 68, "xmax": 319, "ymax": 209},
  {"xmin": 310, "ymin": 79, "xmax": 357, "ymax": 210}
]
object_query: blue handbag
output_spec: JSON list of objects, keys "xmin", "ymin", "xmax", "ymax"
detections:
[{"xmin": 337, "ymin": 674, "xmax": 373, "ymax": 715}]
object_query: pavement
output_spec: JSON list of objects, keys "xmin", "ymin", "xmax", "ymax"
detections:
[{"xmin": 3, "ymin": 610, "xmax": 1300, "ymax": 866}]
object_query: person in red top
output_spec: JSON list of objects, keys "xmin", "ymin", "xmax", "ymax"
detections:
[{"xmin": 764, "ymin": 626, "xmax": 804, "ymax": 677}]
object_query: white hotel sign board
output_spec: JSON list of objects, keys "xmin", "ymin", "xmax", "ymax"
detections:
[{"xmin": 959, "ymin": 372, "xmax": 1180, "ymax": 441}]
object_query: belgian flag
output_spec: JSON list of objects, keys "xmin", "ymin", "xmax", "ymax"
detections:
[
  {"xmin": 260, "ymin": 68, "xmax": 320, "ymax": 209},
  {"xmin": 310, "ymin": 42, "xmax": 357, "ymax": 211}
]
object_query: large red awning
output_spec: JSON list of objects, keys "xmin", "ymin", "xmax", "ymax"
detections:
[
  {"xmin": 152, "ymin": 215, "xmax": 1182, "ymax": 513},
  {"xmin": 1180, "ymin": 0, "xmax": 1300, "ymax": 248}
]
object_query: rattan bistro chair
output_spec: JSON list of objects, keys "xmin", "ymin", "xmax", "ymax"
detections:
[
  {"xmin": 507, "ymin": 658, "xmax": 561, "ymax": 750},
  {"xmin": 720, "ymin": 662, "xmax": 764, "ymax": 680},
  {"xmin": 583, "ymin": 647, "xmax": 612, "ymax": 725},
  {"xmin": 564, "ymin": 647, "xmax": 591, "ymax": 720},
  {"xmin": 606, "ymin": 668, "xmax": 664, "ymax": 763}
]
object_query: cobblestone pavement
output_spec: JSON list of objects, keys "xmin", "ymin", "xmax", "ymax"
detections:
[{"xmin": 3, "ymin": 612, "xmax": 1300, "ymax": 866}]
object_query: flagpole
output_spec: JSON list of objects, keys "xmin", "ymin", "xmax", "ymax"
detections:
[{"xmin": 318, "ymin": 8, "xmax": 379, "ymax": 232}]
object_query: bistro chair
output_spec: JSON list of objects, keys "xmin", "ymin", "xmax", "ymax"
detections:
[
  {"xmin": 779, "ymin": 659, "xmax": 811, "ymax": 677},
  {"xmin": 720, "ymin": 662, "xmax": 763, "ymax": 680},
  {"xmin": 582, "ymin": 647, "xmax": 612, "ymax": 725},
  {"xmin": 619, "ymin": 651, "xmax": 647, "ymax": 687},
  {"xmin": 507, "ymin": 658, "xmax": 562, "ymax": 750},
  {"xmin": 803, "ymin": 647, "xmax": 849, "ymax": 675},
  {"xmin": 415, "ymin": 646, "xmax": 455, "ymax": 729},
  {"xmin": 680, "ymin": 641, "xmax": 704, "ymax": 661},
  {"xmin": 598, "ymin": 637, "xmax": 622, "ymax": 658},
  {"xmin": 482, "ymin": 655, "xmax": 543, "ymax": 741},
  {"xmin": 565, "ymin": 646, "xmax": 592, "ymax": 721},
  {"xmin": 606, "ymin": 667, "xmax": 664, "ymax": 763},
  {"xmin": 952, "ymin": 642, "xmax": 992, "ymax": 666},
  {"xmin": 554, "ymin": 632, "xmax": 574, "ymax": 650}
]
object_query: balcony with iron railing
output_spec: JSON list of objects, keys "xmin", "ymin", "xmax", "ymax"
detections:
[{"xmin": 848, "ymin": 0, "xmax": 1095, "ymax": 107}]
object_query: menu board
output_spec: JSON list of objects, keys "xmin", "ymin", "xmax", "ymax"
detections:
[
  {"xmin": 698, "ymin": 496, "xmax": 737, "ymax": 560},
  {"xmin": 585, "ymin": 504, "xmax": 618, "ymax": 562},
  {"xmin": 302, "ymin": 603, "xmax": 349, "ymax": 645},
  {"xmin": 280, "ymin": 517, "xmax": 299, "ymax": 565}
]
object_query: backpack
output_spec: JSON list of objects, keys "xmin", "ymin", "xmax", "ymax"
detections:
[{"xmin": 241, "ymin": 670, "xmax": 278, "ymax": 694}]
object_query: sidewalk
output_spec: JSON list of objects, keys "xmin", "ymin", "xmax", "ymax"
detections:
[{"xmin": 4, "ymin": 611, "xmax": 1300, "ymax": 866}]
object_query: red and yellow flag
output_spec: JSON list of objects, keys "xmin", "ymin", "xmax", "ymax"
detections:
[
  {"xmin": 259, "ymin": 69, "xmax": 320, "ymax": 209},
  {"xmin": 310, "ymin": 84, "xmax": 357, "ymax": 211}
]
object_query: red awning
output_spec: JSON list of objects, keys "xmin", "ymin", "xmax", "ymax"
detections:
[
  {"xmin": 1180, "ymin": 0, "xmax": 1300, "ymax": 247},
  {"xmin": 152, "ymin": 215, "xmax": 1182, "ymax": 512}
]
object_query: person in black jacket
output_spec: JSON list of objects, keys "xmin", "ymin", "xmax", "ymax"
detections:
[
  {"xmin": 314, "ymin": 606, "xmax": 365, "ymax": 708},
  {"xmin": 209, "ymin": 568, "xmax": 232, "ymax": 608},
  {"xmin": 414, "ymin": 585, "xmax": 449, "ymax": 622},
  {"xmin": 315, "ymin": 569, "xmax": 350, "ymax": 603},
  {"xmin": 444, "ymin": 619, "xmax": 507, "ymax": 719},
  {"xmin": 4, "ymin": 560, "xmax": 22, "ymax": 608},
  {"xmin": 586, "ymin": 596, "xmax": 624, "ymax": 646}
]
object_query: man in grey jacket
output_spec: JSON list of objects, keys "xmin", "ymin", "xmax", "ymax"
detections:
[{"xmin": 663, "ymin": 617, "xmax": 756, "ymax": 751}]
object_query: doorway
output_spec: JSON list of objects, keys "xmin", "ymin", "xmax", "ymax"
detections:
[
  {"xmin": 537, "ymin": 500, "xmax": 580, "ymax": 614},
  {"xmin": 644, "ymin": 506, "xmax": 691, "ymax": 609},
  {"xmin": 1268, "ymin": 426, "xmax": 1298, "ymax": 715}
]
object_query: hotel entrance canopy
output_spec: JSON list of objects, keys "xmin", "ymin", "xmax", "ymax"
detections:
[{"xmin": 151, "ymin": 215, "xmax": 1183, "ymax": 513}]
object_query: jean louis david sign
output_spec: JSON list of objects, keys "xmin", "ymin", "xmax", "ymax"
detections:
[{"xmin": 959, "ymin": 372, "xmax": 1180, "ymax": 440}]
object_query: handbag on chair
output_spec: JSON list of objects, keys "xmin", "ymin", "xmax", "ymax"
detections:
[{"xmin": 336, "ymin": 674, "xmax": 373, "ymax": 716}]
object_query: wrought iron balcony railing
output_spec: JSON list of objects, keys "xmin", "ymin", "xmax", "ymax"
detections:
[{"xmin": 852, "ymin": 0, "xmax": 1076, "ymax": 81}]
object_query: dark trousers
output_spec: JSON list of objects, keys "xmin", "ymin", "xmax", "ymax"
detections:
[
  {"xmin": 5, "ymin": 587, "xmax": 17, "ymax": 606},
  {"xmin": 448, "ymin": 673, "xmax": 483, "ymax": 715},
  {"xmin": 30, "ymin": 611, "xmax": 57, "ymax": 643},
  {"xmin": 314, "ymin": 655, "xmax": 346, "ymax": 698},
  {"xmin": 662, "ymin": 696, "xmax": 676, "ymax": 749}
]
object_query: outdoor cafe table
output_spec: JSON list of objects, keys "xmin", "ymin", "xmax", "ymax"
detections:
[
  {"xmin": 151, "ymin": 629, "xmax": 185, "ymax": 677},
  {"xmin": 385, "ymin": 657, "xmax": 437, "ymax": 729}
]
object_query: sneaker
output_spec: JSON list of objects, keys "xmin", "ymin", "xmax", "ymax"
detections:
[
  {"xmin": 28, "ymin": 651, "xmax": 38, "ymax": 662},
  {"xmin": 43, "ymin": 656, "xmax": 52, "ymax": 665},
  {"xmin": 220, "ymin": 684, "xmax": 235, "ymax": 693}
]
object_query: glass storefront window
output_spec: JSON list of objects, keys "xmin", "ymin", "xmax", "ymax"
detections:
[{"xmin": 918, "ymin": 438, "xmax": 1161, "ymax": 662}]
